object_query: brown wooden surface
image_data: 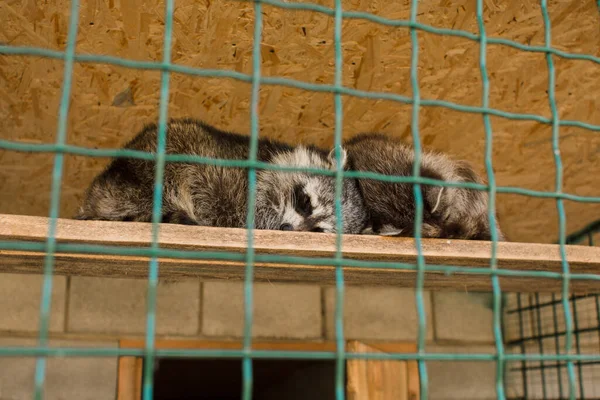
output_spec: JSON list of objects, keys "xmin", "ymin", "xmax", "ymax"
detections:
[
  {"xmin": 118, "ymin": 339, "xmax": 417, "ymax": 352},
  {"xmin": 1, "ymin": 214, "xmax": 599, "ymax": 292},
  {"xmin": 116, "ymin": 356, "xmax": 143, "ymax": 400},
  {"xmin": 367, "ymin": 343, "xmax": 420, "ymax": 400},
  {"xmin": 347, "ymin": 340, "xmax": 409, "ymax": 400},
  {"xmin": 116, "ymin": 357, "xmax": 135, "ymax": 400},
  {"xmin": 406, "ymin": 360, "xmax": 420, "ymax": 400},
  {"xmin": 119, "ymin": 338, "xmax": 338, "ymax": 352},
  {"xmin": 134, "ymin": 357, "xmax": 143, "ymax": 400}
]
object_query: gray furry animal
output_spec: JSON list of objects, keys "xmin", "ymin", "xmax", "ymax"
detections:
[
  {"xmin": 77, "ymin": 118, "xmax": 368, "ymax": 234},
  {"xmin": 344, "ymin": 133, "xmax": 505, "ymax": 241}
]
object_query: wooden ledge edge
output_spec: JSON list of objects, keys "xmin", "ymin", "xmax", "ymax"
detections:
[{"xmin": 0, "ymin": 214, "xmax": 599, "ymax": 292}]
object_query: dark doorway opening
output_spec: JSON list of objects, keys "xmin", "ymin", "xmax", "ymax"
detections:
[{"xmin": 151, "ymin": 357, "xmax": 338, "ymax": 400}]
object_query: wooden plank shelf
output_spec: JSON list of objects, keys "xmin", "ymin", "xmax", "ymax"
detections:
[{"xmin": 0, "ymin": 214, "xmax": 599, "ymax": 292}]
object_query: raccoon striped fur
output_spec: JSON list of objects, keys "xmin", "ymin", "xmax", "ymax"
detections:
[
  {"xmin": 77, "ymin": 118, "xmax": 368, "ymax": 234},
  {"xmin": 344, "ymin": 133, "xmax": 505, "ymax": 241}
]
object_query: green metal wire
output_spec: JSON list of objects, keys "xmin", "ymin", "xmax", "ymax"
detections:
[
  {"xmin": 332, "ymin": 0, "xmax": 346, "ymax": 399},
  {"xmin": 2, "ymin": 238, "xmax": 600, "ymax": 282},
  {"xmin": 570, "ymin": 294, "xmax": 585, "ymax": 398},
  {"xmin": 539, "ymin": 2, "xmax": 576, "ymax": 399},
  {"xmin": 407, "ymin": 1, "xmax": 429, "ymax": 399},
  {"xmin": 32, "ymin": 0, "xmax": 80, "ymax": 398},
  {"xmin": 3, "ymin": 346, "xmax": 600, "ymax": 362},
  {"xmin": 0, "ymin": 1, "xmax": 597, "ymax": 399},
  {"xmin": 140, "ymin": 0, "xmax": 175, "ymax": 397},
  {"xmin": 237, "ymin": 0, "xmax": 600, "ymax": 66},
  {"xmin": 3, "ymin": 138, "xmax": 600, "ymax": 202},
  {"xmin": 241, "ymin": 0, "xmax": 264, "ymax": 397},
  {"xmin": 474, "ymin": 1, "xmax": 505, "ymax": 398},
  {"xmin": 2, "ymin": 138, "xmax": 600, "ymax": 206},
  {"xmin": 551, "ymin": 293, "xmax": 565, "ymax": 398},
  {"xmin": 3, "ymin": 46, "xmax": 600, "ymax": 133}
]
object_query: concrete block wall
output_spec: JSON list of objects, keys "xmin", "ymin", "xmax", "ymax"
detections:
[
  {"xmin": 0, "ymin": 273, "xmax": 500, "ymax": 399},
  {"xmin": 0, "ymin": 338, "xmax": 118, "ymax": 400}
]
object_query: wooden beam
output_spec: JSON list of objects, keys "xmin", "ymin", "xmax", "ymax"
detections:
[
  {"xmin": 347, "ymin": 340, "xmax": 410, "ymax": 400},
  {"xmin": 118, "ymin": 339, "xmax": 417, "ymax": 353},
  {"xmin": 0, "ymin": 214, "xmax": 599, "ymax": 292},
  {"xmin": 116, "ymin": 357, "xmax": 142, "ymax": 400}
]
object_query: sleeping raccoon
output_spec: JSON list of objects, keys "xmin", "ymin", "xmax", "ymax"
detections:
[
  {"xmin": 77, "ymin": 118, "xmax": 368, "ymax": 234},
  {"xmin": 344, "ymin": 133, "xmax": 505, "ymax": 241}
]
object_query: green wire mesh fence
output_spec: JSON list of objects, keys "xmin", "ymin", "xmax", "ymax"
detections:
[
  {"xmin": 504, "ymin": 220, "xmax": 600, "ymax": 399},
  {"xmin": 0, "ymin": 1, "xmax": 600, "ymax": 400}
]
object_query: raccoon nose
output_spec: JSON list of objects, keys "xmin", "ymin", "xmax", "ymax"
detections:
[{"xmin": 280, "ymin": 223, "xmax": 294, "ymax": 231}]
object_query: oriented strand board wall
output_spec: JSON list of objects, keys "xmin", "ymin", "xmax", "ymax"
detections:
[{"xmin": 0, "ymin": 0, "xmax": 599, "ymax": 243}]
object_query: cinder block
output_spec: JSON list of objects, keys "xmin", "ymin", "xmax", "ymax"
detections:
[
  {"xmin": 324, "ymin": 287, "xmax": 434, "ymax": 341},
  {"xmin": 434, "ymin": 292, "xmax": 494, "ymax": 342},
  {"xmin": 427, "ymin": 345, "xmax": 497, "ymax": 400},
  {"xmin": 0, "ymin": 274, "xmax": 66, "ymax": 333},
  {"xmin": 0, "ymin": 338, "xmax": 117, "ymax": 400},
  {"xmin": 202, "ymin": 281, "xmax": 322, "ymax": 339},
  {"xmin": 68, "ymin": 277, "xmax": 200, "ymax": 335}
]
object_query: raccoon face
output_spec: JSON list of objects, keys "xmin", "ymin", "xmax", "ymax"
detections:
[
  {"xmin": 256, "ymin": 146, "xmax": 368, "ymax": 234},
  {"xmin": 280, "ymin": 181, "xmax": 336, "ymax": 233}
]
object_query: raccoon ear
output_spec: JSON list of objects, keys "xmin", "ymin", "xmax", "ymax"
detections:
[
  {"xmin": 327, "ymin": 147, "xmax": 348, "ymax": 170},
  {"xmin": 422, "ymin": 185, "xmax": 445, "ymax": 215}
]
